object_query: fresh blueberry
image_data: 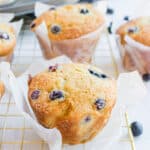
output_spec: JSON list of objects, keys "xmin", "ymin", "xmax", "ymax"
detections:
[
  {"xmin": 127, "ymin": 27, "xmax": 138, "ymax": 33},
  {"xmin": 51, "ymin": 25, "xmax": 61, "ymax": 34},
  {"xmin": 0, "ymin": 32, "xmax": 9, "ymax": 40},
  {"xmin": 31, "ymin": 90, "xmax": 40, "ymax": 100},
  {"xmin": 106, "ymin": 8, "xmax": 114, "ymax": 15},
  {"xmin": 48, "ymin": 64, "xmax": 58, "ymax": 72},
  {"xmin": 95, "ymin": 99, "xmax": 105, "ymax": 110},
  {"xmin": 88, "ymin": 69, "xmax": 107, "ymax": 79},
  {"xmin": 107, "ymin": 22, "xmax": 113, "ymax": 34},
  {"xmin": 80, "ymin": 8, "xmax": 89, "ymax": 14},
  {"xmin": 142, "ymin": 73, "xmax": 150, "ymax": 82},
  {"xmin": 85, "ymin": 116, "xmax": 91, "ymax": 122},
  {"xmin": 49, "ymin": 90, "xmax": 64, "ymax": 100},
  {"xmin": 124, "ymin": 16, "xmax": 129, "ymax": 21},
  {"xmin": 131, "ymin": 121, "xmax": 143, "ymax": 137}
]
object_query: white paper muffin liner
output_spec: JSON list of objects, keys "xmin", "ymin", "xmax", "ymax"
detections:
[
  {"xmin": 116, "ymin": 34, "xmax": 150, "ymax": 75},
  {"xmin": 0, "ymin": 56, "xmax": 147, "ymax": 150},
  {"xmin": 33, "ymin": 2, "xmax": 107, "ymax": 63},
  {"xmin": 0, "ymin": 13, "xmax": 23, "ymax": 62}
]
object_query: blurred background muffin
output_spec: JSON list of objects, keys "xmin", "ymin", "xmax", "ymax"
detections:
[
  {"xmin": 31, "ymin": 3, "xmax": 105, "ymax": 63},
  {"xmin": 116, "ymin": 16, "xmax": 150, "ymax": 77},
  {"xmin": 0, "ymin": 23, "xmax": 16, "ymax": 62},
  {"xmin": 117, "ymin": 16, "xmax": 150, "ymax": 46}
]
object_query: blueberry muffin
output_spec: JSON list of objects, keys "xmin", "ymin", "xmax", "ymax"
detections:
[
  {"xmin": 31, "ymin": 4, "xmax": 104, "ymax": 40},
  {"xmin": 0, "ymin": 23, "xmax": 16, "ymax": 58},
  {"xmin": 0, "ymin": 81, "xmax": 5, "ymax": 100},
  {"xmin": 116, "ymin": 17, "xmax": 150, "ymax": 74},
  {"xmin": 31, "ymin": 4, "xmax": 105, "ymax": 62},
  {"xmin": 116, "ymin": 16, "xmax": 150, "ymax": 46},
  {"xmin": 28, "ymin": 63, "xmax": 116, "ymax": 144}
]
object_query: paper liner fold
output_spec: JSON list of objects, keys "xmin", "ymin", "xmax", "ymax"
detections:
[{"xmin": 116, "ymin": 34, "xmax": 150, "ymax": 74}]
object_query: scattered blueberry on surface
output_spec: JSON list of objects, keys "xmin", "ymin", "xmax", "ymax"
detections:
[
  {"xmin": 49, "ymin": 64, "xmax": 58, "ymax": 72},
  {"xmin": 142, "ymin": 73, "xmax": 150, "ymax": 82},
  {"xmin": 95, "ymin": 99, "xmax": 105, "ymax": 110},
  {"xmin": 124, "ymin": 16, "xmax": 129, "ymax": 21},
  {"xmin": 80, "ymin": 8, "xmax": 89, "ymax": 14},
  {"xmin": 106, "ymin": 8, "xmax": 114, "ymax": 15},
  {"xmin": 49, "ymin": 90, "xmax": 64, "ymax": 100},
  {"xmin": 0, "ymin": 32, "xmax": 9, "ymax": 40},
  {"xmin": 88, "ymin": 69, "xmax": 107, "ymax": 79},
  {"xmin": 31, "ymin": 90, "xmax": 40, "ymax": 100},
  {"xmin": 127, "ymin": 27, "xmax": 138, "ymax": 33},
  {"xmin": 51, "ymin": 25, "xmax": 61, "ymax": 34},
  {"xmin": 107, "ymin": 22, "xmax": 113, "ymax": 34},
  {"xmin": 131, "ymin": 121, "xmax": 143, "ymax": 137}
]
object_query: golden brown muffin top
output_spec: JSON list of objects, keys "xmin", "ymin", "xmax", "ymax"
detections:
[
  {"xmin": 116, "ymin": 16, "xmax": 150, "ymax": 46},
  {"xmin": 28, "ymin": 63, "xmax": 116, "ymax": 128},
  {"xmin": 31, "ymin": 4, "xmax": 105, "ymax": 41},
  {"xmin": 0, "ymin": 23, "xmax": 16, "ymax": 56}
]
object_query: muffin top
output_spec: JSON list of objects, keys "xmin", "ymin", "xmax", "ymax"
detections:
[
  {"xmin": 28, "ymin": 63, "xmax": 116, "ymax": 144},
  {"xmin": 116, "ymin": 16, "xmax": 150, "ymax": 46},
  {"xmin": 0, "ymin": 23, "xmax": 16, "ymax": 56},
  {"xmin": 31, "ymin": 4, "xmax": 105, "ymax": 41}
]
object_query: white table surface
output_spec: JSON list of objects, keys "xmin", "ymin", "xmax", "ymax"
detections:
[{"xmin": 0, "ymin": 0, "xmax": 150, "ymax": 150}]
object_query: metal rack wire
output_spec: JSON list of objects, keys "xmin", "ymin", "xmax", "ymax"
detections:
[{"xmin": 0, "ymin": 18, "xmax": 130, "ymax": 150}]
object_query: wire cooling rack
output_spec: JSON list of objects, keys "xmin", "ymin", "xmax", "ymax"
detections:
[{"xmin": 0, "ymin": 17, "xmax": 131, "ymax": 150}]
